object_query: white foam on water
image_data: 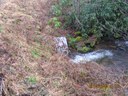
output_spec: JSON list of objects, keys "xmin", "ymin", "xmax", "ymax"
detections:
[
  {"xmin": 115, "ymin": 41, "xmax": 128, "ymax": 47},
  {"xmin": 71, "ymin": 49, "xmax": 113, "ymax": 64},
  {"xmin": 125, "ymin": 41, "xmax": 128, "ymax": 47}
]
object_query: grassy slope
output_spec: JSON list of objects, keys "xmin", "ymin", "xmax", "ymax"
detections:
[
  {"xmin": 0, "ymin": 0, "xmax": 128, "ymax": 96},
  {"xmin": 0, "ymin": 0, "xmax": 51, "ymax": 95}
]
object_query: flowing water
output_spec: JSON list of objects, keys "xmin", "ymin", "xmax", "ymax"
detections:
[
  {"xmin": 55, "ymin": 37, "xmax": 128, "ymax": 73},
  {"xmin": 98, "ymin": 46, "xmax": 128, "ymax": 73},
  {"xmin": 71, "ymin": 41, "xmax": 128, "ymax": 73},
  {"xmin": 95, "ymin": 41, "xmax": 128, "ymax": 73},
  {"xmin": 70, "ymin": 49, "xmax": 113, "ymax": 63}
]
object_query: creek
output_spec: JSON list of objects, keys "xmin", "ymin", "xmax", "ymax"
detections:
[
  {"xmin": 55, "ymin": 37, "xmax": 128, "ymax": 73},
  {"xmin": 71, "ymin": 41, "xmax": 128, "ymax": 73}
]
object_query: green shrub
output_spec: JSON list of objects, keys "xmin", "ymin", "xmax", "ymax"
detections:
[{"xmin": 52, "ymin": 0, "xmax": 128, "ymax": 52}]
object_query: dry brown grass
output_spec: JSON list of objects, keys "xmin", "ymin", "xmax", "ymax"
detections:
[
  {"xmin": 40, "ymin": 56, "xmax": 128, "ymax": 96},
  {"xmin": 0, "ymin": 0, "xmax": 128, "ymax": 96},
  {"xmin": 0, "ymin": 0, "xmax": 52, "ymax": 95}
]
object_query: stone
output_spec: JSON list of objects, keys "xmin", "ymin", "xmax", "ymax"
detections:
[{"xmin": 54, "ymin": 37, "xmax": 69, "ymax": 55}]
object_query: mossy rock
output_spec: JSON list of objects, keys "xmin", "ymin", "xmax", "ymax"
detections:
[
  {"xmin": 74, "ymin": 31, "xmax": 81, "ymax": 35},
  {"xmin": 77, "ymin": 46, "xmax": 91, "ymax": 53}
]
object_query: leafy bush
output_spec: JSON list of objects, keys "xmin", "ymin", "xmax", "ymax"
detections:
[{"xmin": 52, "ymin": 0, "xmax": 128, "ymax": 52}]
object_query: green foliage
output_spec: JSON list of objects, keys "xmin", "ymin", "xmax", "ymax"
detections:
[
  {"xmin": 68, "ymin": 35, "xmax": 92, "ymax": 52},
  {"xmin": 27, "ymin": 76, "xmax": 37, "ymax": 84},
  {"xmin": 75, "ymin": 36, "xmax": 82, "ymax": 42},
  {"xmin": 68, "ymin": 36, "xmax": 77, "ymax": 48},
  {"xmin": 51, "ymin": 5, "xmax": 62, "ymax": 16},
  {"xmin": 71, "ymin": 0, "xmax": 128, "ymax": 40},
  {"xmin": 31, "ymin": 48, "xmax": 41, "ymax": 59},
  {"xmin": 51, "ymin": 0, "xmax": 70, "ymax": 16},
  {"xmin": 52, "ymin": 0, "xmax": 128, "ymax": 52},
  {"xmin": 48, "ymin": 17, "xmax": 62, "ymax": 28},
  {"xmin": 77, "ymin": 46, "xmax": 91, "ymax": 53}
]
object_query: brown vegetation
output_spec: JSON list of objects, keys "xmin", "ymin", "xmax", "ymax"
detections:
[{"xmin": 0, "ymin": 0, "xmax": 128, "ymax": 96}]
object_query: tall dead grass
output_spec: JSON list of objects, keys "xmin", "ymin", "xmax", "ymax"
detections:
[
  {"xmin": 40, "ymin": 54, "xmax": 128, "ymax": 96},
  {"xmin": 0, "ymin": 0, "xmax": 52, "ymax": 95}
]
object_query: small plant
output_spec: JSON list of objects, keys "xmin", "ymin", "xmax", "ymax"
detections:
[
  {"xmin": 48, "ymin": 17, "xmax": 62, "ymax": 28},
  {"xmin": 31, "ymin": 48, "xmax": 41, "ymax": 59},
  {"xmin": 27, "ymin": 76, "xmax": 37, "ymax": 84}
]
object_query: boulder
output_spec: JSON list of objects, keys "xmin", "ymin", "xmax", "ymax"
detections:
[{"xmin": 54, "ymin": 37, "xmax": 69, "ymax": 55}]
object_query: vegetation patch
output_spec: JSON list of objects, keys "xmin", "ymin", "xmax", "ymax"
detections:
[
  {"xmin": 31, "ymin": 48, "xmax": 42, "ymax": 59},
  {"xmin": 27, "ymin": 76, "xmax": 37, "ymax": 84},
  {"xmin": 52, "ymin": 0, "xmax": 128, "ymax": 52}
]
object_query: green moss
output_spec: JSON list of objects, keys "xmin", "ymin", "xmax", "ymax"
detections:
[
  {"xmin": 48, "ymin": 17, "xmax": 61, "ymax": 28},
  {"xmin": 74, "ymin": 31, "xmax": 81, "ymax": 35},
  {"xmin": 77, "ymin": 46, "xmax": 91, "ymax": 53},
  {"xmin": 75, "ymin": 36, "xmax": 82, "ymax": 42}
]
